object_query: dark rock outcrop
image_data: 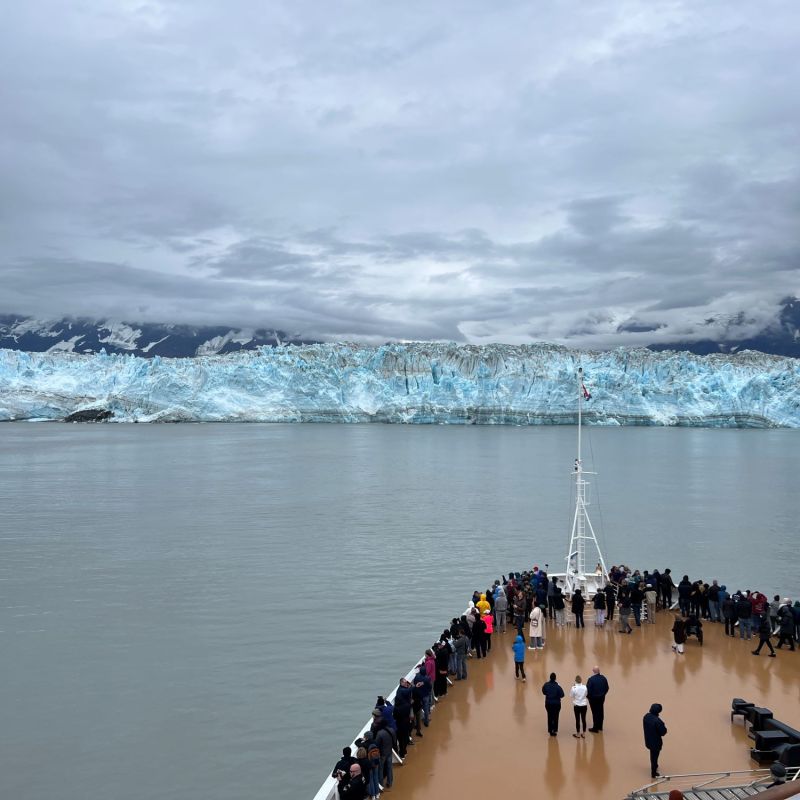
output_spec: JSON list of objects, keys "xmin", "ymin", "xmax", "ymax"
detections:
[{"xmin": 64, "ymin": 409, "xmax": 113, "ymax": 423}]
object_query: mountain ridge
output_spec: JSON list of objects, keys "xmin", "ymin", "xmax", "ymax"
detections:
[{"xmin": 0, "ymin": 296, "xmax": 797, "ymax": 358}]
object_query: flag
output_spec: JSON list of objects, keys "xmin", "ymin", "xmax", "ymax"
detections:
[{"xmin": 581, "ymin": 383, "xmax": 592, "ymax": 401}]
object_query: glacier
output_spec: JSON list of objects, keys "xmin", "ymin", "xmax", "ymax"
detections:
[{"xmin": 0, "ymin": 343, "xmax": 798, "ymax": 427}]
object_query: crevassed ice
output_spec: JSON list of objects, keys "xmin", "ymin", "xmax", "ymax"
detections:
[{"xmin": 0, "ymin": 344, "xmax": 797, "ymax": 427}]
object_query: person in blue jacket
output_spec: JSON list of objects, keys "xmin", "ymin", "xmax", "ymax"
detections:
[
  {"xmin": 542, "ymin": 672, "xmax": 565, "ymax": 735},
  {"xmin": 512, "ymin": 634, "xmax": 527, "ymax": 682}
]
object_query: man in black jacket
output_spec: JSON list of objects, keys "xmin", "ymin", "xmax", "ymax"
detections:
[
  {"xmin": 586, "ymin": 665, "xmax": 610, "ymax": 732},
  {"xmin": 339, "ymin": 763, "xmax": 368, "ymax": 800},
  {"xmin": 643, "ymin": 703, "xmax": 668, "ymax": 779},
  {"xmin": 541, "ymin": 672, "xmax": 565, "ymax": 736}
]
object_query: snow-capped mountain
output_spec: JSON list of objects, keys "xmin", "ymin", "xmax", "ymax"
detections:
[
  {"xmin": 0, "ymin": 297, "xmax": 797, "ymax": 360},
  {"xmin": 0, "ymin": 316, "xmax": 316, "ymax": 358},
  {"xmin": 1, "ymin": 343, "xmax": 797, "ymax": 426}
]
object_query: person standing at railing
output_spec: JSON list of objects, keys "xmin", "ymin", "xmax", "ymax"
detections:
[
  {"xmin": 571, "ymin": 589, "xmax": 585, "ymax": 629},
  {"xmin": 735, "ymin": 592, "xmax": 753, "ymax": 640},
  {"xmin": 592, "ymin": 589, "xmax": 606, "ymax": 627},
  {"xmin": 338, "ymin": 763, "xmax": 368, "ymax": 800},
  {"xmin": 494, "ymin": 586, "xmax": 508, "ymax": 633},
  {"xmin": 453, "ymin": 629, "xmax": 469, "ymax": 680},
  {"xmin": 513, "ymin": 589, "xmax": 526, "ymax": 635},
  {"xmin": 618, "ymin": 586, "xmax": 633, "ymax": 635},
  {"xmin": 553, "ymin": 581, "xmax": 566, "ymax": 627},
  {"xmin": 604, "ymin": 582, "xmax": 616, "ymax": 623},
  {"xmin": 393, "ymin": 679, "xmax": 414, "ymax": 758},
  {"xmin": 645, "ymin": 583, "xmax": 657, "ymax": 624},
  {"xmin": 677, "ymin": 575, "xmax": 692, "ymax": 616},
  {"xmin": 776, "ymin": 599, "xmax": 796, "ymax": 651},
  {"xmin": 413, "ymin": 663, "xmax": 432, "ymax": 727},
  {"xmin": 660, "ymin": 569, "xmax": 675, "ymax": 609},
  {"xmin": 631, "ymin": 582, "xmax": 644, "ymax": 626},
  {"xmin": 529, "ymin": 602, "xmax": 544, "ymax": 649},
  {"xmin": 482, "ymin": 607, "xmax": 494, "ymax": 652}
]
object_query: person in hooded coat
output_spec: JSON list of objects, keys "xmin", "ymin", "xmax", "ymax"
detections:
[
  {"xmin": 572, "ymin": 589, "xmax": 585, "ymax": 628},
  {"xmin": 752, "ymin": 613, "xmax": 776, "ymax": 656},
  {"xmin": 529, "ymin": 601, "xmax": 545, "ymax": 649},
  {"xmin": 476, "ymin": 593, "xmax": 490, "ymax": 615},
  {"xmin": 434, "ymin": 641, "xmax": 450, "ymax": 697},
  {"xmin": 472, "ymin": 611, "xmax": 487, "ymax": 659},
  {"xmin": 482, "ymin": 607, "xmax": 494, "ymax": 652},
  {"xmin": 393, "ymin": 678, "xmax": 414, "ymax": 758},
  {"xmin": 776, "ymin": 600, "xmax": 796, "ymax": 650},
  {"xmin": 512, "ymin": 634, "xmax": 527, "ymax": 682},
  {"xmin": 671, "ymin": 613, "xmax": 686, "ymax": 654},
  {"xmin": 494, "ymin": 588, "xmax": 508, "ymax": 633},
  {"xmin": 542, "ymin": 672, "xmax": 565, "ymax": 735},
  {"xmin": 643, "ymin": 703, "xmax": 668, "ymax": 779}
]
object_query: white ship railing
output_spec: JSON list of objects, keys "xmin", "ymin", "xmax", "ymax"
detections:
[
  {"xmin": 311, "ymin": 609, "xmax": 467, "ymax": 800},
  {"xmin": 626, "ymin": 765, "xmax": 800, "ymax": 797}
]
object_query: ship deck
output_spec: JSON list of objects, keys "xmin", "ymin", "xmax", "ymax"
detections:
[{"xmin": 388, "ymin": 611, "xmax": 799, "ymax": 799}]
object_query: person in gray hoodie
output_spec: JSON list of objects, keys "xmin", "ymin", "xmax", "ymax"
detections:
[
  {"xmin": 453, "ymin": 630, "xmax": 469, "ymax": 679},
  {"xmin": 494, "ymin": 588, "xmax": 508, "ymax": 633}
]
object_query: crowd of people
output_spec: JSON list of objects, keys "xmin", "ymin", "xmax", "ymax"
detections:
[{"xmin": 329, "ymin": 565, "xmax": 797, "ymax": 799}]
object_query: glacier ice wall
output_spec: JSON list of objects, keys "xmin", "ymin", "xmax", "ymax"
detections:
[{"xmin": 0, "ymin": 343, "xmax": 798, "ymax": 427}]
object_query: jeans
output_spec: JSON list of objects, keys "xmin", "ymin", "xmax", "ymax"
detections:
[
  {"xmin": 679, "ymin": 597, "xmax": 690, "ymax": 615},
  {"xmin": 632, "ymin": 604, "xmax": 642, "ymax": 625},
  {"xmin": 555, "ymin": 608, "xmax": 565, "ymax": 626},
  {"xmin": 421, "ymin": 695, "xmax": 431, "ymax": 725},
  {"xmin": 381, "ymin": 755, "xmax": 393, "ymax": 788},
  {"xmin": 739, "ymin": 618, "xmax": 752, "ymax": 639},
  {"xmin": 456, "ymin": 653, "xmax": 467, "ymax": 679},
  {"xmin": 709, "ymin": 600, "xmax": 720, "ymax": 621},
  {"xmin": 574, "ymin": 610, "xmax": 584, "ymax": 628},
  {"xmin": 595, "ymin": 609, "xmax": 606, "ymax": 625},
  {"xmin": 368, "ymin": 765, "xmax": 381, "ymax": 796}
]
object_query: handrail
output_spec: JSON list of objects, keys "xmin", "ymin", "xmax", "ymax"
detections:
[
  {"xmin": 626, "ymin": 766, "xmax": 800, "ymax": 797},
  {"xmin": 311, "ymin": 605, "xmax": 471, "ymax": 800}
]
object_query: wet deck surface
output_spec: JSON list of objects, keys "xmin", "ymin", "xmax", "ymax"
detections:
[{"xmin": 389, "ymin": 612, "xmax": 799, "ymax": 799}]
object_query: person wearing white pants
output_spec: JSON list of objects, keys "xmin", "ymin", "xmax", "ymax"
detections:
[{"xmin": 671, "ymin": 613, "xmax": 686, "ymax": 654}]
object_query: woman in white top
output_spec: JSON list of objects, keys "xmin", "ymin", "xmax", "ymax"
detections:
[{"xmin": 570, "ymin": 675, "xmax": 588, "ymax": 737}]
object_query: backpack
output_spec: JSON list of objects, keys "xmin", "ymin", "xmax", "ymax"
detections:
[{"xmin": 367, "ymin": 742, "xmax": 381, "ymax": 766}]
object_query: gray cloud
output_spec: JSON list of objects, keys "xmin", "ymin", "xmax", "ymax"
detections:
[{"xmin": 0, "ymin": 0, "xmax": 798, "ymax": 347}]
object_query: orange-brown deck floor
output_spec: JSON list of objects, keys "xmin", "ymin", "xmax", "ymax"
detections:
[{"xmin": 388, "ymin": 611, "xmax": 799, "ymax": 799}]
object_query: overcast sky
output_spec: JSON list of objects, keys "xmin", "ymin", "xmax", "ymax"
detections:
[{"xmin": 1, "ymin": 0, "xmax": 798, "ymax": 346}]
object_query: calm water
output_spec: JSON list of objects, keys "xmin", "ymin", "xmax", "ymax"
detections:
[{"xmin": 0, "ymin": 424, "xmax": 797, "ymax": 800}]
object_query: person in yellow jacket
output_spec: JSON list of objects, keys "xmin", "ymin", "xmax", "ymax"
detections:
[{"xmin": 476, "ymin": 593, "xmax": 491, "ymax": 616}]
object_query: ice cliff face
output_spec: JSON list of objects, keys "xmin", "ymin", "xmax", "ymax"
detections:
[{"xmin": 0, "ymin": 343, "xmax": 797, "ymax": 427}]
